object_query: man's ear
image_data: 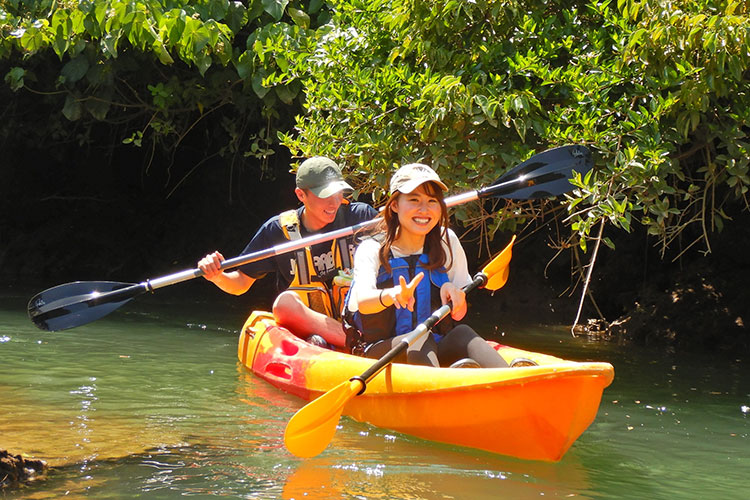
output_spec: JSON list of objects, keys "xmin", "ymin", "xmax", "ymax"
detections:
[{"xmin": 294, "ymin": 187, "xmax": 306, "ymax": 203}]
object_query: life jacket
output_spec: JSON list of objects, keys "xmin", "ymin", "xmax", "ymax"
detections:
[
  {"xmin": 344, "ymin": 252, "xmax": 450, "ymax": 348},
  {"xmin": 279, "ymin": 206, "xmax": 354, "ymax": 320}
]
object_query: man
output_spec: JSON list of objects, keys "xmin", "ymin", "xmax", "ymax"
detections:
[{"xmin": 198, "ymin": 157, "xmax": 377, "ymax": 347}]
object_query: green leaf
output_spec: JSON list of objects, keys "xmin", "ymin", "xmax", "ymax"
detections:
[
  {"xmin": 309, "ymin": 0, "xmax": 324, "ymax": 13},
  {"xmin": 4, "ymin": 67, "xmax": 26, "ymax": 91},
  {"xmin": 52, "ymin": 30, "xmax": 70, "ymax": 59},
  {"xmin": 167, "ymin": 12, "xmax": 186, "ymax": 42},
  {"xmin": 195, "ymin": 53, "xmax": 212, "ymax": 76},
  {"xmin": 226, "ymin": 1, "xmax": 248, "ymax": 32},
  {"xmin": 61, "ymin": 56, "xmax": 89, "ymax": 84},
  {"xmin": 620, "ymin": 215, "xmax": 631, "ymax": 232},
  {"xmin": 236, "ymin": 50, "xmax": 254, "ymax": 79},
  {"xmin": 262, "ymin": 0, "xmax": 289, "ymax": 21},
  {"xmin": 247, "ymin": 0, "xmax": 265, "ymax": 22},
  {"xmin": 192, "ymin": 26, "xmax": 211, "ymax": 53},
  {"xmin": 94, "ymin": 2, "xmax": 107, "ymax": 28},
  {"xmin": 252, "ymin": 67, "xmax": 270, "ymax": 98},
  {"xmin": 62, "ymin": 94, "xmax": 82, "ymax": 121},
  {"xmin": 86, "ymin": 97, "xmax": 111, "ymax": 121},
  {"xmin": 288, "ymin": 8, "xmax": 310, "ymax": 29},
  {"xmin": 714, "ymin": 215, "xmax": 724, "ymax": 232},
  {"xmin": 153, "ymin": 42, "xmax": 175, "ymax": 65},
  {"xmin": 101, "ymin": 31, "xmax": 119, "ymax": 58},
  {"xmin": 20, "ymin": 26, "xmax": 45, "ymax": 53},
  {"xmin": 51, "ymin": 10, "xmax": 72, "ymax": 59}
]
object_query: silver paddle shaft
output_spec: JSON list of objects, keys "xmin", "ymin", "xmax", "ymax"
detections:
[{"xmin": 142, "ymin": 189, "xmax": 484, "ymax": 292}]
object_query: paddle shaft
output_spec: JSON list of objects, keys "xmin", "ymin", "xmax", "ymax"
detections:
[
  {"xmin": 29, "ymin": 189, "xmax": 488, "ymax": 317},
  {"xmin": 28, "ymin": 145, "xmax": 589, "ymax": 331},
  {"xmin": 113, "ymin": 180, "xmax": 516, "ymax": 295},
  {"xmin": 139, "ymin": 158, "xmax": 576, "ymax": 290},
  {"xmin": 351, "ymin": 272, "xmax": 488, "ymax": 393}
]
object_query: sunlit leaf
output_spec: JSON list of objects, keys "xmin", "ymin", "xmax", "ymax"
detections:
[{"xmin": 262, "ymin": 0, "xmax": 289, "ymax": 21}]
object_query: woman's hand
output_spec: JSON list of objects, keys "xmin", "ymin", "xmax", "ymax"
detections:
[
  {"xmin": 198, "ymin": 251, "xmax": 225, "ymax": 281},
  {"xmin": 383, "ymin": 272, "xmax": 424, "ymax": 311},
  {"xmin": 440, "ymin": 282, "xmax": 467, "ymax": 320}
]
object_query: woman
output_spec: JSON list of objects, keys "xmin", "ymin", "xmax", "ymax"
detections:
[{"xmin": 344, "ymin": 163, "xmax": 509, "ymax": 368}]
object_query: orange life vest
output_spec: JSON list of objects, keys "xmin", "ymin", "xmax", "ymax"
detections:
[{"xmin": 279, "ymin": 208, "xmax": 353, "ymax": 320}]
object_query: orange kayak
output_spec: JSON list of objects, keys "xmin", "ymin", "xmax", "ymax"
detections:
[{"xmin": 238, "ymin": 311, "xmax": 614, "ymax": 462}]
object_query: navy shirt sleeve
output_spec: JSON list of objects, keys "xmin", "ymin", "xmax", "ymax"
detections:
[
  {"xmin": 348, "ymin": 201, "xmax": 379, "ymax": 224},
  {"xmin": 237, "ymin": 214, "xmax": 288, "ymax": 280}
]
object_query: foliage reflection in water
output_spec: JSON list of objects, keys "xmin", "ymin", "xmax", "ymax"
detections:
[{"xmin": 1, "ymin": 287, "xmax": 748, "ymax": 499}]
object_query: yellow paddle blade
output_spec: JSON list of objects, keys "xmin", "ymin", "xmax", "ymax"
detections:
[
  {"xmin": 284, "ymin": 378, "xmax": 364, "ymax": 458},
  {"xmin": 482, "ymin": 235, "xmax": 516, "ymax": 291}
]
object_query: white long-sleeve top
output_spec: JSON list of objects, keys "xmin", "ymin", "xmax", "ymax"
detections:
[{"xmin": 346, "ymin": 228, "xmax": 472, "ymax": 313}]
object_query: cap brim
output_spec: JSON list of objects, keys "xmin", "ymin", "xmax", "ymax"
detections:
[
  {"xmin": 392, "ymin": 178, "xmax": 448, "ymax": 194},
  {"xmin": 310, "ymin": 180, "xmax": 354, "ymax": 198}
]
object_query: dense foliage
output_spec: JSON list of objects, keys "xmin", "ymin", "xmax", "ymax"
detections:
[
  {"xmin": 0, "ymin": 0, "xmax": 325, "ymax": 194},
  {"xmin": 256, "ymin": 0, "xmax": 750, "ymax": 258},
  {"xmin": 2, "ymin": 0, "xmax": 749, "ymax": 259}
]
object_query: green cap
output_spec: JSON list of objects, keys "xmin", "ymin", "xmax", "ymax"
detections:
[{"xmin": 295, "ymin": 157, "xmax": 353, "ymax": 198}]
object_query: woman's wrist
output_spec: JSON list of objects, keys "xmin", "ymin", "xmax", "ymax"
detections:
[{"xmin": 378, "ymin": 289, "xmax": 388, "ymax": 308}]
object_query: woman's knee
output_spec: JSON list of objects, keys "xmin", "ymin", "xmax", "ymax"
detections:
[
  {"xmin": 445, "ymin": 325, "xmax": 508, "ymax": 368},
  {"xmin": 443, "ymin": 324, "xmax": 479, "ymax": 343},
  {"xmin": 438, "ymin": 325, "xmax": 481, "ymax": 365}
]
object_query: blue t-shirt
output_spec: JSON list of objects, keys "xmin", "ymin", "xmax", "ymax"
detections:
[{"xmin": 238, "ymin": 202, "xmax": 377, "ymax": 292}]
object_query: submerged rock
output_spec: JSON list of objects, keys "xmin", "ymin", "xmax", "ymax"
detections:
[{"xmin": 0, "ymin": 449, "xmax": 47, "ymax": 489}]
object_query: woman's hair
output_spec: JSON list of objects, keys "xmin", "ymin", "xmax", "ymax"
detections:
[{"xmin": 377, "ymin": 181, "xmax": 453, "ymax": 273}]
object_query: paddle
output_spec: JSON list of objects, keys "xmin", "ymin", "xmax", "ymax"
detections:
[
  {"xmin": 446, "ymin": 143, "xmax": 591, "ymax": 204},
  {"xmin": 27, "ymin": 145, "xmax": 590, "ymax": 331},
  {"xmin": 283, "ymin": 236, "xmax": 516, "ymax": 458}
]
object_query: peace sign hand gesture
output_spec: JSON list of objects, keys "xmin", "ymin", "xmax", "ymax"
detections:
[{"xmin": 383, "ymin": 272, "xmax": 424, "ymax": 312}]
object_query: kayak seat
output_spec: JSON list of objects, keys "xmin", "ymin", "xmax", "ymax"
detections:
[
  {"xmin": 449, "ymin": 358, "xmax": 481, "ymax": 369},
  {"xmin": 306, "ymin": 334, "xmax": 333, "ymax": 350},
  {"xmin": 510, "ymin": 357, "xmax": 539, "ymax": 367}
]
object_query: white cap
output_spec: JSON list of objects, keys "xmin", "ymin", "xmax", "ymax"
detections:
[{"xmin": 389, "ymin": 163, "xmax": 448, "ymax": 195}]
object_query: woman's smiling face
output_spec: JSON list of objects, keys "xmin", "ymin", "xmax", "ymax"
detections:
[{"xmin": 391, "ymin": 183, "xmax": 442, "ymax": 237}]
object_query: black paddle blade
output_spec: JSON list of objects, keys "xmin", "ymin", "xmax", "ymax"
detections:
[
  {"xmin": 27, "ymin": 281, "xmax": 144, "ymax": 331},
  {"xmin": 482, "ymin": 145, "xmax": 592, "ymax": 200}
]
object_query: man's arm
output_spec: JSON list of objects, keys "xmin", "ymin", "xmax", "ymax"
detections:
[{"xmin": 198, "ymin": 251, "xmax": 257, "ymax": 295}]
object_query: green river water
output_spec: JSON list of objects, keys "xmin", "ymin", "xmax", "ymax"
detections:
[{"xmin": 1, "ymin": 283, "xmax": 748, "ymax": 499}]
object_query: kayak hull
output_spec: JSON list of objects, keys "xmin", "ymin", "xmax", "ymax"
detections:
[{"xmin": 238, "ymin": 311, "xmax": 614, "ymax": 462}]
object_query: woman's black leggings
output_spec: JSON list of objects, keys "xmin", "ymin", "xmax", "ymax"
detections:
[
  {"xmin": 438, "ymin": 324, "xmax": 509, "ymax": 368},
  {"xmin": 364, "ymin": 324, "xmax": 509, "ymax": 368}
]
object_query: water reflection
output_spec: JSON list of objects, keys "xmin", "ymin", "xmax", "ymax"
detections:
[
  {"xmin": 236, "ymin": 367, "xmax": 593, "ymax": 499},
  {"xmin": 276, "ymin": 436, "xmax": 590, "ymax": 499},
  {"xmin": 280, "ymin": 448, "xmax": 593, "ymax": 499},
  {"xmin": 0, "ymin": 383, "xmax": 188, "ymax": 467}
]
